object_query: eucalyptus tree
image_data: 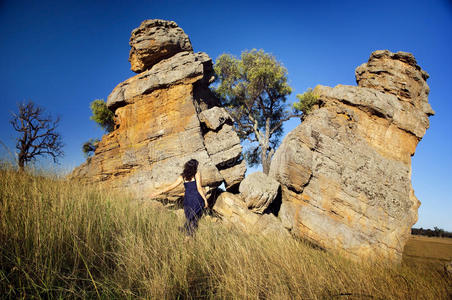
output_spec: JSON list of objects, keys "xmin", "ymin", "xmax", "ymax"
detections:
[{"xmin": 213, "ymin": 49, "xmax": 302, "ymax": 174}]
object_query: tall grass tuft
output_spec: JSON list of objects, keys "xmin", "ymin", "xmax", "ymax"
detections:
[{"xmin": 0, "ymin": 165, "xmax": 450, "ymax": 299}]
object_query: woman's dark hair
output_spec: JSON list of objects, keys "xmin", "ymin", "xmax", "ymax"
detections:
[{"xmin": 181, "ymin": 159, "xmax": 199, "ymax": 181}]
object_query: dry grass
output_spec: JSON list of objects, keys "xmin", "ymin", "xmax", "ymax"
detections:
[{"xmin": 0, "ymin": 165, "xmax": 450, "ymax": 299}]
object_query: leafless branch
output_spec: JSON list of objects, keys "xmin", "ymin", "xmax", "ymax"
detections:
[{"xmin": 10, "ymin": 101, "xmax": 64, "ymax": 170}]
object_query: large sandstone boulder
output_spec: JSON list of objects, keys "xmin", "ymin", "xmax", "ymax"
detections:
[
  {"xmin": 269, "ymin": 50, "xmax": 434, "ymax": 262},
  {"xmin": 129, "ymin": 19, "xmax": 193, "ymax": 73},
  {"xmin": 213, "ymin": 192, "xmax": 290, "ymax": 238},
  {"xmin": 107, "ymin": 51, "xmax": 215, "ymax": 110},
  {"xmin": 239, "ymin": 171, "xmax": 280, "ymax": 213},
  {"xmin": 71, "ymin": 20, "xmax": 246, "ymax": 199},
  {"xmin": 355, "ymin": 50, "xmax": 434, "ymax": 138}
]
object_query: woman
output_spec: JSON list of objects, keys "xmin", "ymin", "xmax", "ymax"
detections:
[{"xmin": 149, "ymin": 159, "xmax": 208, "ymax": 236}]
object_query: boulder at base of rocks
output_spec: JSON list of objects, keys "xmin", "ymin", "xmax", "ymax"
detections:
[
  {"xmin": 213, "ymin": 192, "xmax": 290, "ymax": 238},
  {"xmin": 238, "ymin": 171, "xmax": 280, "ymax": 213},
  {"xmin": 269, "ymin": 50, "xmax": 434, "ymax": 262}
]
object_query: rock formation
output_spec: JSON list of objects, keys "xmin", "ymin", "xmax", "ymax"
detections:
[
  {"xmin": 214, "ymin": 192, "xmax": 289, "ymax": 238},
  {"xmin": 211, "ymin": 172, "xmax": 284, "ymax": 234},
  {"xmin": 129, "ymin": 19, "xmax": 193, "ymax": 73},
  {"xmin": 72, "ymin": 22, "xmax": 433, "ymax": 261},
  {"xmin": 238, "ymin": 171, "xmax": 280, "ymax": 213},
  {"xmin": 71, "ymin": 19, "xmax": 246, "ymax": 199},
  {"xmin": 269, "ymin": 50, "xmax": 434, "ymax": 261}
]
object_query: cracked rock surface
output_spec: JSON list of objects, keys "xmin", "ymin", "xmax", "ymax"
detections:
[{"xmin": 269, "ymin": 50, "xmax": 434, "ymax": 261}]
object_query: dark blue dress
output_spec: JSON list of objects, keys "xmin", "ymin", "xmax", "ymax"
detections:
[{"xmin": 183, "ymin": 178, "xmax": 205, "ymax": 235}]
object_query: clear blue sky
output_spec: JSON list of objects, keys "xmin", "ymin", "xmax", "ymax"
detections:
[{"xmin": 1, "ymin": 0, "xmax": 451, "ymax": 230}]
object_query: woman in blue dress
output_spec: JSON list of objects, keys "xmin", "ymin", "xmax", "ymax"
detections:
[{"xmin": 149, "ymin": 159, "xmax": 208, "ymax": 236}]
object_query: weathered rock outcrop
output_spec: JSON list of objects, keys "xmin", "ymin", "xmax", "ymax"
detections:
[
  {"xmin": 239, "ymin": 172, "xmax": 280, "ymax": 213},
  {"xmin": 269, "ymin": 50, "xmax": 433, "ymax": 261},
  {"xmin": 213, "ymin": 192, "xmax": 290, "ymax": 238},
  {"xmin": 71, "ymin": 20, "xmax": 245, "ymax": 199},
  {"xmin": 107, "ymin": 51, "xmax": 214, "ymax": 110},
  {"xmin": 129, "ymin": 19, "xmax": 193, "ymax": 73}
]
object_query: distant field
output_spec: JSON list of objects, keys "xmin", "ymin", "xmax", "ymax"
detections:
[{"xmin": 403, "ymin": 235, "xmax": 452, "ymax": 266}]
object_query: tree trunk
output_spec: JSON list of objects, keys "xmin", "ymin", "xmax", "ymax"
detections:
[
  {"xmin": 261, "ymin": 119, "xmax": 271, "ymax": 175},
  {"xmin": 18, "ymin": 158, "xmax": 24, "ymax": 172},
  {"xmin": 261, "ymin": 149, "xmax": 270, "ymax": 175}
]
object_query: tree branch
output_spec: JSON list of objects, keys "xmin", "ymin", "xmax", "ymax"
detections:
[
  {"xmin": 10, "ymin": 101, "xmax": 64, "ymax": 169},
  {"xmin": 269, "ymin": 113, "xmax": 303, "ymax": 136}
]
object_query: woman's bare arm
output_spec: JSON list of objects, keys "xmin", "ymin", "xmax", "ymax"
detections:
[
  {"xmin": 195, "ymin": 171, "xmax": 209, "ymax": 208},
  {"xmin": 150, "ymin": 176, "xmax": 183, "ymax": 198}
]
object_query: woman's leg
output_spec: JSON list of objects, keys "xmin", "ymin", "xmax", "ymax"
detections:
[
  {"xmin": 184, "ymin": 207, "xmax": 197, "ymax": 236},
  {"xmin": 184, "ymin": 206, "xmax": 202, "ymax": 236}
]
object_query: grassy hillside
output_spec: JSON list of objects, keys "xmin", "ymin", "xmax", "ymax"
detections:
[{"xmin": 0, "ymin": 165, "xmax": 450, "ymax": 299}]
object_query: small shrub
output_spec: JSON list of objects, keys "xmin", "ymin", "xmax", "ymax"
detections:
[
  {"xmin": 82, "ymin": 138, "xmax": 100, "ymax": 158},
  {"xmin": 90, "ymin": 99, "xmax": 115, "ymax": 133},
  {"xmin": 293, "ymin": 88, "xmax": 319, "ymax": 117}
]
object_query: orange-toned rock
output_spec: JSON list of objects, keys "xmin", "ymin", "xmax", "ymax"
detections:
[
  {"xmin": 71, "ymin": 20, "xmax": 245, "ymax": 199},
  {"xmin": 269, "ymin": 50, "xmax": 433, "ymax": 262}
]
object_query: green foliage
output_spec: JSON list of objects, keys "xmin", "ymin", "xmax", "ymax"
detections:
[
  {"xmin": 82, "ymin": 138, "xmax": 99, "ymax": 158},
  {"xmin": 243, "ymin": 147, "xmax": 261, "ymax": 168},
  {"xmin": 293, "ymin": 88, "xmax": 319, "ymax": 117},
  {"xmin": 213, "ymin": 49, "xmax": 296, "ymax": 172},
  {"xmin": 89, "ymin": 99, "xmax": 115, "ymax": 133}
]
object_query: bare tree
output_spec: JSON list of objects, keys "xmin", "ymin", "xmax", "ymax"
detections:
[{"xmin": 10, "ymin": 101, "xmax": 64, "ymax": 170}]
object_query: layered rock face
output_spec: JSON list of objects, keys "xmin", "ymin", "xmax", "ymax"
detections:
[
  {"xmin": 71, "ymin": 20, "xmax": 246, "ymax": 199},
  {"xmin": 129, "ymin": 19, "xmax": 193, "ymax": 73},
  {"xmin": 269, "ymin": 50, "xmax": 434, "ymax": 261}
]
